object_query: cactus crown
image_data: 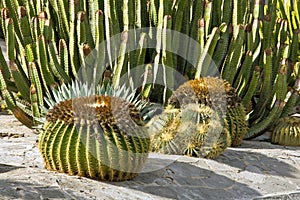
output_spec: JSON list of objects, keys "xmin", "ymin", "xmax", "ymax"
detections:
[
  {"xmin": 44, "ymin": 81, "xmax": 138, "ymax": 109},
  {"xmin": 35, "ymin": 80, "xmax": 150, "ymax": 127},
  {"xmin": 168, "ymin": 77, "xmax": 241, "ymax": 109}
]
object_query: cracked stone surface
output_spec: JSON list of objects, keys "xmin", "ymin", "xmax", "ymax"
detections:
[{"xmin": 0, "ymin": 114, "xmax": 300, "ymax": 200}]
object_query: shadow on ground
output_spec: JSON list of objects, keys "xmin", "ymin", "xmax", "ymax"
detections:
[
  {"xmin": 0, "ymin": 179, "xmax": 88, "ymax": 200},
  {"xmin": 0, "ymin": 164, "xmax": 23, "ymax": 173},
  {"xmin": 113, "ymin": 158, "xmax": 261, "ymax": 200},
  {"xmin": 239, "ymin": 140, "xmax": 300, "ymax": 150},
  {"xmin": 216, "ymin": 149, "xmax": 300, "ymax": 178}
]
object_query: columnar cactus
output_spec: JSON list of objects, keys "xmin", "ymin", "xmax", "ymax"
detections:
[{"xmin": 38, "ymin": 82, "xmax": 150, "ymax": 181}]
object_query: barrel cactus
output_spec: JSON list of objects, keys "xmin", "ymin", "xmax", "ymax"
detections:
[
  {"xmin": 148, "ymin": 104, "xmax": 231, "ymax": 159},
  {"xmin": 148, "ymin": 77, "xmax": 246, "ymax": 159},
  {"xmin": 271, "ymin": 116, "xmax": 300, "ymax": 146},
  {"xmin": 168, "ymin": 77, "xmax": 248, "ymax": 147},
  {"xmin": 38, "ymin": 82, "xmax": 150, "ymax": 181}
]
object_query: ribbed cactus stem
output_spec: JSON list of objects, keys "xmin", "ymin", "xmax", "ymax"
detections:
[
  {"xmin": 242, "ymin": 66, "xmax": 261, "ymax": 107},
  {"xmin": 10, "ymin": 61, "xmax": 30, "ymax": 101},
  {"xmin": 18, "ymin": 6, "xmax": 32, "ymax": 46},
  {"xmin": 112, "ymin": 31, "xmax": 128, "ymax": 90},
  {"xmin": 6, "ymin": 18, "xmax": 15, "ymax": 61},
  {"xmin": 271, "ymin": 116, "xmax": 300, "ymax": 146},
  {"xmin": 39, "ymin": 93, "xmax": 150, "ymax": 181},
  {"xmin": 1, "ymin": 8, "xmax": 10, "ymax": 37},
  {"xmin": 252, "ymin": 48, "xmax": 273, "ymax": 120},
  {"xmin": 203, "ymin": 1, "xmax": 212, "ymax": 38},
  {"xmin": 198, "ymin": 18, "xmax": 205, "ymax": 54},
  {"xmin": 245, "ymin": 100, "xmax": 285, "ymax": 139},
  {"xmin": 30, "ymin": 84, "xmax": 40, "ymax": 121},
  {"xmin": 235, "ymin": 50, "xmax": 253, "ymax": 92},
  {"xmin": 28, "ymin": 62, "xmax": 44, "ymax": 106},
  {"xmin": 195, "ymin": 27, "xmax": 220, "ymax": 78},
  {"xmin": 213, "ymin": 24, "xmax": 231, "ymax": 69}
]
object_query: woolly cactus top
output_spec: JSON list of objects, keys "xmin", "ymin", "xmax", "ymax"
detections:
[
  {"xmin": 46, "ymin": 95, "xmax": 144, "ymax": 127},
  {"xmin": 168, "ymin": 77, "xmax": 241, "ymax": 109}
]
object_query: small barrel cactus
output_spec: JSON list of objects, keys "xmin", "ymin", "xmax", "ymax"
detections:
[
  {"xmin": 148, "ymin": 104, "xmax": 231, "ymax": 159},
  {"xmin": 168, "ymin": 77, "xmax": 248, "ymax": 147},
  {"xmin": 38, "ymin": 82, "xmax": 150, "ymax": 181},
  {"xmin": 271, "ymin": 116, "xmax": 300, "ymax": 146}
]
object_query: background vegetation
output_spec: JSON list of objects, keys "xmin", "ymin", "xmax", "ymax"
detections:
[{"xmin": 0, "ymin": 0, "xmax": 298, "ymax": 139}]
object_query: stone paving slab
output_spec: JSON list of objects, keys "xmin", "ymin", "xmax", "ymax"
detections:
[{"xmin": 0, "ymin": 114, "xmax": 300, "ymax": 200}]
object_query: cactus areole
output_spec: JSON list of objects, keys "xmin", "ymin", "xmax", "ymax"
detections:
[{"xmin": 39, "ymin": 93, "xmax": 150, "ymax": 181}]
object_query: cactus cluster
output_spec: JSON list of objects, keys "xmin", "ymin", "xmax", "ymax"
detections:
[
  {"xmin": 149, "ymin": 104, "xmax": 231, "ymax": 159},
  {"xmin": 149, "ymin": 77, "xmax": 246, "ymax": 158},
  {"xmin": 168, "ymin": 77, "xmax": 248, "ymax": 147},
  {"xmin": 39, "ymin": 82, "xmax": 150, "ymax": 181},
  {"xmin": 0, "ymin": 0, "xmax": 298, "ymax": 133},
  {"xmin": 271, "ymin": 116, "xmax": 300, "ymax": 146},
  {"xmin": 220, "ymin": 0, "xmax": 300, "ymax": 139},
  {"xmin": 0, "ymin": 0, "xmax": 299, "ymax": 180}
]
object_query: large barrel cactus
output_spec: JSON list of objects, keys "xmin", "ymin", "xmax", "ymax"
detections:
[{"xmin": 38, "ymin": 82, "xmax": 150, "ymax": 181}]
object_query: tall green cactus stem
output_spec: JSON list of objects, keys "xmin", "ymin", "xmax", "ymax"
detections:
[
  {"xmin": 221, "ymin": 25, "xmax": 245, "ymax": 84},
  {"xmin": 212, "ymin": 24, "xmax": 231, "ymax": 69},
  {"xmin": 271, "ymin": 116, "xmax": 300, "ymax": 146},
  {"xmin": 39, "ymin": 84, "xmax": 150, "ymax": 181},
  {"xmin": 281, "ymin": 77, "xmax": 300, "ymax": 117},
  {"xmin": 245, "ymin": 101, "xmax": 285, "ymax": 139},
  {"xmin": 242, "ymin": 66, "xmax": 261, "ymax": 108},
  {"xmin": 195, "ymin": 27, "xmax": 220, "ymax": 78},
  {"xmin": 6, "ymin": 18, "xmax": 15, "ymax": 61}
]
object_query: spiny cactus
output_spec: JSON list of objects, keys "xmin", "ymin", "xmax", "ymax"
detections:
[
  {"xmin": 217, "ymin": 0, "xmax": 300, "ymax": 139},
  {"xmin": 0, "ymin": 0, "xmax": 299, "ymax": 149},
  {"xmin": 226, "ymin": 103, "xmax": 248, "ymax": 146},
  {"xmin": 149, "ymin": 104, "xmax": 231, "ymax": 159},
  {"xmin": 168, "ymin": 77, "xmax": 248, "ymax": 147},
  {"xmin": 38, "ymin": 82, "xmax": 150, "ymax": 181},
  {"xmin": 271, "ymin": 116, "xmax": 300, "ymax": 146}
]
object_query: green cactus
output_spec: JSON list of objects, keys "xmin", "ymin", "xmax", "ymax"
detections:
[
  {"xmin": 167, "ymin": 77, "xmax": 248, "ymax": 147},
  {"xmin": 39, "ymin": 82, "xmax": 150, "ymax": 181},
  {"xmin": 0, "ymin": 0, "xmax": 299, "ymax": 153},
  {"xmin": 271, "ymin": 116, "xmax": 300, "ymax": 146},
  {"xmin": 148, "ymin": 104, "xmax": 231, "ymax": 159},
  {"xmin": 149, "ymin": 77, "xmax": 247, "ymax": 159}
]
